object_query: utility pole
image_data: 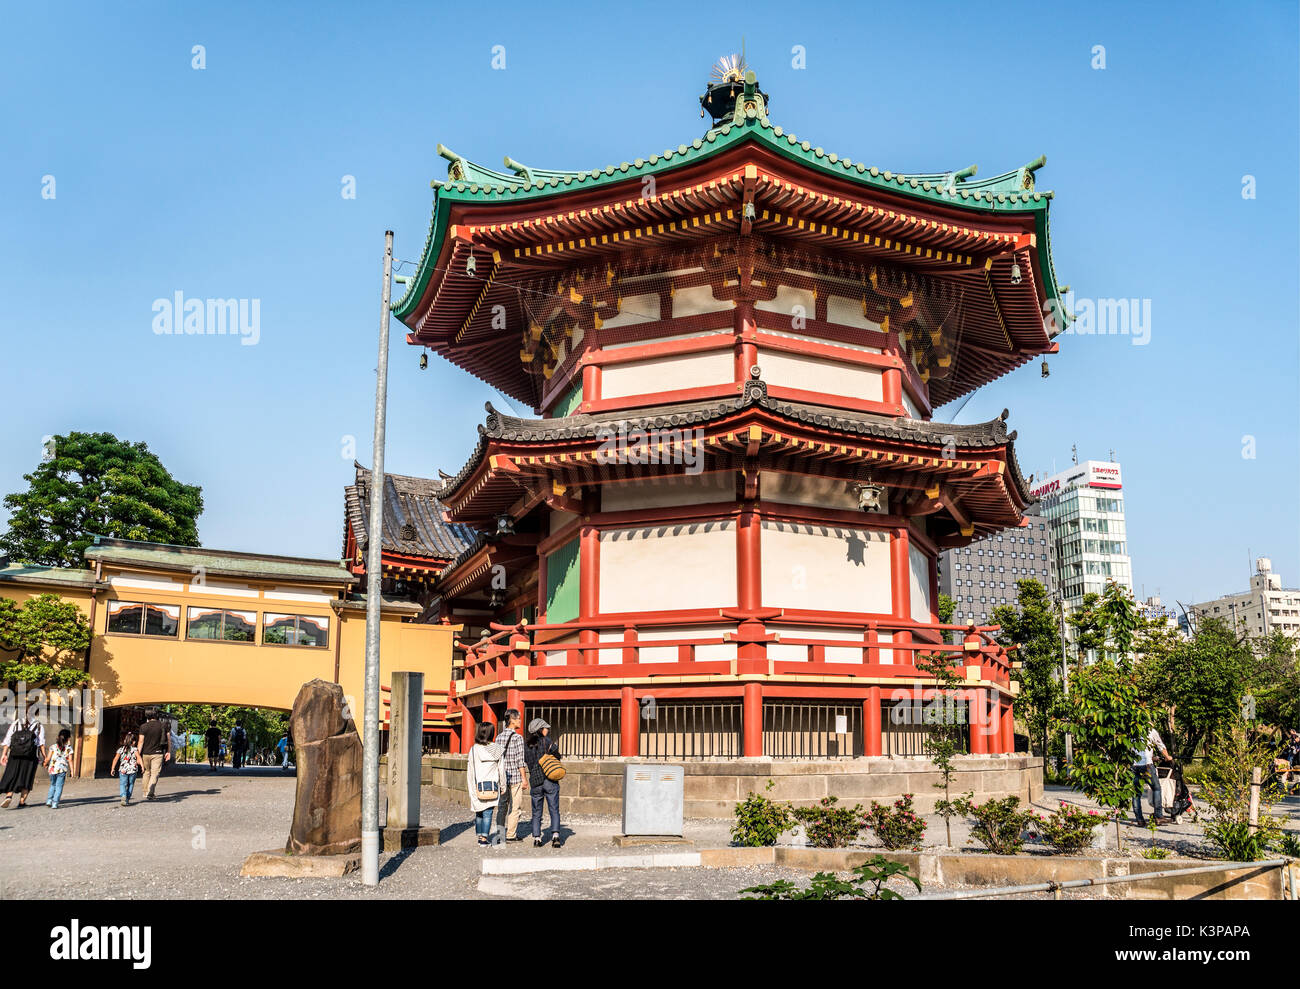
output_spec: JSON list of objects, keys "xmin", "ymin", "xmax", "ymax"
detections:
[
  {"xmin": 361, "ymin": 230, "xmax": 394, "ymax": 887},
  {"xmin": 1059, "ymin": 593, "xmax": 1072, "ymax": 765}
]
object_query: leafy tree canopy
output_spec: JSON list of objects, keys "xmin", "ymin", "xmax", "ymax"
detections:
[
  {"xmin": 0, "ymin": 431, "xmax": 203, "ymax": 568},
  {"xmin": 0, "ymin": 593, "xmax": 92, "ymax": 692}
]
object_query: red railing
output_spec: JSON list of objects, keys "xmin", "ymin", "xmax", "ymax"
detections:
[
  {"xmin": 379, "ymin": 684, "xmax": 451, "ymax": 728},
  {"xmin": 453, "ymin": 613, "xmax": 1013, "ymax": 694}
]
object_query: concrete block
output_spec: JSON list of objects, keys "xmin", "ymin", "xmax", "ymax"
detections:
[
  {"xmin": 700, "ymin": 846, "xmax": 775, "ymax": 868},
  {"xmin": 577, "ymin": 772, "xmax": 625, "ymax": 798},
  {"xmin": 380, "ymin": 826, "xmax": 440, "ymax": 852},
  {"xmin": 240, "ymin": 850, "xmax": 359, "ymax": 878},
  {"xmin": 613, "ymin": 834, "xmax": 695, "ymax": 848},
  {"xmin": 651, "ymin": 852, "xmax": 702, "ymax": 868},
  {"xmin": 765, "ymin": 775, "xmax": 829, "ymax": 801}
]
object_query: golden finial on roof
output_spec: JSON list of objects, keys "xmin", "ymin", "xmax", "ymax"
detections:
[{"xmin": 711, "ymin": 53, "xmax": 748, "ymax": 85}]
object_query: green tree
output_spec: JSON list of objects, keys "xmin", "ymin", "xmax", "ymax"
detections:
[
  {"xmin": 1066, "ymin": 592, "xmax": 1108, "ymax": 670},
  {"xmin": 0, "ymin": 431, "xmax": 203, "ymax": 567},
  {"xmin": 1065, "ymin": 658, "xmax": 1149, "ymax": 850},
  {"xmin": 915, "ymin": 650, "xmax": 972, "ymax": 847},
  {"xmin": 991, "ymin": 579, "xmax": 1064, "ymax": 760},
  {"xmin": 1100, "ymin": 580, "xmax": 1138, "ymax": 664},
  {"xmin": 167, "ymin": 704, "xmax": 288, "ymax": 755},
  {"xmin": 1250, "ymin": 630, "xmax": 1299, "ymax": 731},
  {"xmin": 0, "ymin": 593, "xmax": 92, "ymax": 692},
  {"xmin": 1161, "ymin": 618, "xmax": 1254, "ymax": 761}
]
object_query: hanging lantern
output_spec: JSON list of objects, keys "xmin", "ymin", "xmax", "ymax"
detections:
[
  {"xmin": 419, "ymin": 352, "xmax": 428, "ymax": 370},
  {"xmin": 1010, "ymin": 262, "xmax": 1022, "ymax": 286},
  {"xmin": 466, "ymin": 252, "xmax": 477, "ymax": 277},
  {"xmin": 1041, "ymin": 359, "xmax": 1050, "ymax": 378}
]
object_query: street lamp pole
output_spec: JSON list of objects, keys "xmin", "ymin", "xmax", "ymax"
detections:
[{"xmin": 361, "ymin": 230, "xmax": 394, "ymax": 886}]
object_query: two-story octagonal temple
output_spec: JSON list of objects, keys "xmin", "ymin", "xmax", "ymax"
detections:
[{"xmin": 394, "ymin": 65, "xmax": 1065, "ymax": 810}]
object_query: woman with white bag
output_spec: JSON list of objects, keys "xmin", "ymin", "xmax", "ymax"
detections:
[{"xmin": 466, "ymin": 722, "xmax": 505, "ymax": 846}]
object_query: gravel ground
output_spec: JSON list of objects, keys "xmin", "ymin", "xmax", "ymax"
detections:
[{"xmin": 2, "ymin": 768, "xmax": 1294, "ymax": 900}]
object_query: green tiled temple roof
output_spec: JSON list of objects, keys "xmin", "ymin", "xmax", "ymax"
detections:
[{"xmin": 394, "ymin": 111, "xmax": 1061, "ymax": 321}]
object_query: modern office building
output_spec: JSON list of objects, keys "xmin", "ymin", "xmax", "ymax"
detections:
[
  {"xmin": 1029, "ymin": 460, "xmax": 1132, "ymax": 611},
  {"xmin": 938, "ymin": 513, "xmax": 1057, "ymax": 626},
  {"xmin": 1186, "ymin": 558, "xmax": 1300, "ymax": 639}
]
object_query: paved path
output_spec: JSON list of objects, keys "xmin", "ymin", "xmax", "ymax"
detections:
[{"xmin": 2, "ymin": 767, "xmax": 1295, "ymax": 899}]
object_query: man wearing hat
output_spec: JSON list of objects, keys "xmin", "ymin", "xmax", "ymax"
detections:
[{"xmin": 525, "ymin": 717, "xmax": 563, "ymax": 848}]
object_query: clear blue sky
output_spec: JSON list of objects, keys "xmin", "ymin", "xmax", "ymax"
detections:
[{"xmin": 2, "ymin": 1, "xmax": 1296, "ymax": 606}]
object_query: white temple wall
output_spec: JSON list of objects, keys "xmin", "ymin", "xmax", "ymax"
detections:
[
  {"xmin": 760, "ymin": 521, "xmax": 892, "ymax": 614},
  {"xmin": 598, "ymin": 520, "xmax": 736, "ymax": 613}
]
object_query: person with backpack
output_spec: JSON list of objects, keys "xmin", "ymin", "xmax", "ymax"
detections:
[
  {"xmin": 44, "ymin": 729, "xmax": 75, "ymax": 808},
  {"xmin": 231, "ymin": 720, "xmax": 248, "ymax": 770},
  {"xmin": 466, "ymin": 722, "xmax": 504, "ymax": 846},
  {"xmin": 110, "ymin": 731, "xmax": 141, "ymax": 806},
  {"xmin": 0, "ymin": 716, "xmax": 46, "ymax": 808},
  {"xmin": 525, "ymin": 717, "xmax": 563, "ymax": 848}
]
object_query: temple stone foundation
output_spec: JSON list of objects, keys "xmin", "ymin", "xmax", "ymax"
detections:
[{"xmin": 418, "ymin": 754, "xmax": 1043, "ymax": 819}]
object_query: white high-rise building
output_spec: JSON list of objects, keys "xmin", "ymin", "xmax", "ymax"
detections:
[
  {"xmin": 1186, "ymin": 558, "xmax": 1300, "ymax": 639},
  {"xmin": 1029, "ymin": 460, "xmax": 1133, "ymax": 611}
]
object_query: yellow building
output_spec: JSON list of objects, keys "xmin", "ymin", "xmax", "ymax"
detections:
[{"xmin": 0, "ymin": 537, "xmax": 457, "ymax": 777}]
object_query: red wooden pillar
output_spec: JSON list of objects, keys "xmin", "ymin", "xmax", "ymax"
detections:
[
  {"xmin": 578, "ymin": 512, "xmax": 600, "ymax": 662},
  {"xmin": 737, "ymin": 506, "xmax": 761, "ymax": 612},
  {"xmin": 742, "ymin": 682, "xmax": 763, "ymax": 757},
  {"xmin": 890, "ymin": 528, "xmax": 912, "ymax": 666},
  {"xmin": 581, "ymin": 356, "xmax": 601, "ymax": 405},
  {"xmin": 620, "ymin": 686, "xmax": 638, "ymax": 757},
  {"xmin": 1001, "ymin": 698, "xmax": 1015, "ymax": 754},
  {"xmin": 481, "ymin": 703, "xmax": 498, "ymax": 735},
  {"xmin": 459, "ymin": 701, "xmax": 477, "ymax": 753},
  {"xmin": 968, "ymin": 689, "xmax": 987, "ymax": 755},
  {"xmin": 986, "ymin": 691, "xmax": 1002, "ymax": 753},
  {"xmin": 448, "ymin": 727, "xmax": 461, "ymax": 755},
  {"xmin": 506, "ymin": 687, "xmax": 523, "ymax": 729},
  {"xmin": 883, "ymin": 365, "xmax": 903, "ymax": 413},
  {"xmin": 734, "ymin": 301, "xmax": 758, "ymax": 382},
  {"xmin": 864, "ymin": 685, "xmax": 882, "ymax": 757}
]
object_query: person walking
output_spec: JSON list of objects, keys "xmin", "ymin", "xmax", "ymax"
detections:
[
  {"xmin": 137, "ymin": 709, "xmax": 171, "ymax": 801},
  {"xmin": 231, "ymin": 720, "xmax": 248, "ymax": 770},
  {"xmin": 466, "ymin": 722, "xmax": 504, "ymax": 846},
  {"xmin": 1, "ymin": 716, "xmax": 46, "ymax": 808},
  {"xmin": 525, "ymin": 718, "xmax": 563, "ymax": 848},
  {"xmin": 110, "ymin": 731, "xmax": 140, "ymax": 806},
  {"xmin": 1131, "ymin": 723, "xmax": 1171, "ymax": 826},
  {"xmin": 278, "ymin": 731, "xmax": 294, "ymax": 770},
  {"xmin": 493, "ymin": 709, "xmax": 528, "ymax": 842},
  {"xmin": 44, "ymin": 729, "xmax": 75, "ymax": 809},
  {"xmin": 204, "ymin": 719, "xmax": 221, "ymax": 771}
]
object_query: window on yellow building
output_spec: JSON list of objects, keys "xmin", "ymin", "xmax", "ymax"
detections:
[
  {"xmin": 262, "ymin": 613, "xmax": 330, "ymax": 648},
  {"xmin": 106, "ymin": 600, "xmax": 180, "ymax": 637},
  {"xmin": 186, "ymin": 607, "xmax": 256, "ymax": 642}
]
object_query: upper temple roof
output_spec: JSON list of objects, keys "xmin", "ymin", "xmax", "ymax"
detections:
[
  {"xmin": 393, "ymin": 94, "xmax": 1067, "ymax": 411},
  {"xmin": 343, "ymin": 463, "xmax": 477, "ymax": 567}
]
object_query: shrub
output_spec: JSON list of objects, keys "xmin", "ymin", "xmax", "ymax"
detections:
[
  {"xmin": 862, "ymin": 793, "xmax": 928, "ymax": 850},
  {"xmin": 1206, "ymin": 820, "xmax": 1279, "ymax": 862},
  {"xmin": 956, "ymin": 796, "xmax": 1035, "ymax": 855},
  {"xmin": 731, "ymin": 781, "xmax": 793, "ymax": 847},
  {"xmin": 1279, "ymin": 832, "xmax": 1300, "ymax": 858},
  {"xmin": 1141, "ymin": 846, "xmax": 1171, "ymax": 860},
  {"xmin": 740, "ymin": 856, "xmax": 921, "ymax": 900},
  {"xmin": 792, "ymin": 795, "xmax": 864, "ymax": 848},
  {"xmin": 1032, "ymin": 801, "xmax": 1100, "ymax": 854}
]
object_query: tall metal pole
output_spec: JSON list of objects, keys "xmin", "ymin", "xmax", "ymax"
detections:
[
  {"xmin": 1059, "ymin": 594, "xmax": 1072, "ymax": 765},
  {"xmin": 361, "ymin": 230, "xmax": 394, "ymax": 886}
]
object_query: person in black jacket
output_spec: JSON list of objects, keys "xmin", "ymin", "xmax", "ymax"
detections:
[{"xmin": 525, "ymin": 718, "xmax": 562, "ymax": 848}]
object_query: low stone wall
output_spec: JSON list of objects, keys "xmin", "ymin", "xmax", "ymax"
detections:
[
  {"xmin": 419, "ymin": 754, "xmax": 1043, "ymax": 819},
  {"xmin": 701, "ymin": 847, "xmax": 1285, "ymax": 900}
]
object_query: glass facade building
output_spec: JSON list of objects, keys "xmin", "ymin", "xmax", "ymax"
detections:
[{"xmin": 1030, "ymin": 460, "xmax": 1133, "ymax": 611}]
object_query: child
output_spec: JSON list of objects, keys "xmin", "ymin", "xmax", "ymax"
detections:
[
  {"xmin": 110, "ymin": 731, "xmax": 140, "ymax": 807},
  {"xmin": 44, "ymin": 729, "xmax": 74, "ymax": 808}
]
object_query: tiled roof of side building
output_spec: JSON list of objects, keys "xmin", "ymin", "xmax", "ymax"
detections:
[
  {"xmin": 0, "ymin": 564, "xmax": 104, "ymax": 590},
  {"xmin": 82, "ymin": 537, "xmax": 356, "ymax": 585},
  {"xmin": 344, "ymin": 463, "xmax": 479, "ymax": 564}
]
